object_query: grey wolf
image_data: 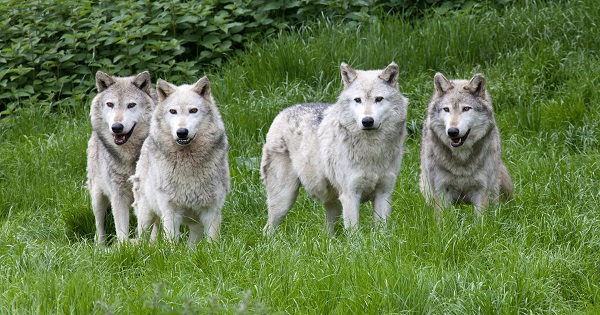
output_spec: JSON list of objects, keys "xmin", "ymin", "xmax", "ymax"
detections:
[
  {"xmin": 87, "ymin": 71, "xmax": 156, "ymax": 244},
  {"xmin": 419, "ymin": 72, "xmax": 513, "ymax": 218},
  {"xmin": 261, "ymin": 62, "xmax": 408, "ymax": 234},
  {"xmin": 131, "ymin": 77, "xmax": 230, "ymax": 243}
]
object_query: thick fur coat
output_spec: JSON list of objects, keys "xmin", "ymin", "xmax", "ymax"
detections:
[
  {"xmin": 420, "ymin": 73, "xmax": 513, "ymax": 217},
  {"xmin": 261, "ymin": 63, "xmax": 408, "ymax": 234},
  {"xmin": 87, "ymin": 71, "xmax": 156, "ymax": 244},
  {"xmin": 131, "ymin": 77, "xmax": 229, "ymax": 243}
]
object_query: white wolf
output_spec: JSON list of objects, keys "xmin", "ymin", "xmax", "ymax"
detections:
[
  {"xmin": 420, "ymin": 72, "xmax": 513, "ymax": 218},
  {"xmin": 87, "ymin": 71, "xmax": 156, "ymax": 244},
  {"xmin": 261, "ymin": 63, "xmax": 408, "ymax": 234},
  {"xmin": 131, "ymin": 77, "xmax": 230, "ymax": 243}
]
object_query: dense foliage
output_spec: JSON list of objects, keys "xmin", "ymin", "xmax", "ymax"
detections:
[{"xmin": 0, "ymin": 0, "xmax": 508, "ymax": 115}]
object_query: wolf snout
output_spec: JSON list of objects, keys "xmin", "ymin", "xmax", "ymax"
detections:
[
  {"xmin": 112, "ymin": 123, "xmax": 124, "ymax": 134},
  {"xmin": 176, "ymin": 128, "xmax": 189, "ymax": 139},
  {"xmin": 362, "ymin": 116, "xmax": 375, "ymax": 128},
  {"xmin": 447, "ymin": 127, "xmax": 460, "ymax": 137}
]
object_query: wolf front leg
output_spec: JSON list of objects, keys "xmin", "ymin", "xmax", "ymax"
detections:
[
  {"xmin": 373, "ymin": 189, "xmax": 393, "ymax": 224},
  {"xmin": 200, "ymin": 208, "xmax": 222, "ymax": 243},
  {"xmin": 339, "ymin": 192, "xmax": 361, "ymax": 230},
  {"xmin": 91, "ymin": 190, "xmax": 110, "ymax": 245},
  {"xmin": 161, "ymin": 207, "xmax": 183, "ymax": 242},
  {"xmin": 471, "ymin": 190, "xmax": 491, "ymax": 218},
  {"xmin": 432, "ymin": 187, "xmax": 454, "ymax": 220},
  {"xmin": 110, "ymin": 194, "xmax": 132, "ymax": 242},
  {"xmin": 324, "ymin": 201, "xmax": 342, "ymax": 236}
]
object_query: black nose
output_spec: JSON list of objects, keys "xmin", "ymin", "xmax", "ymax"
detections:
[
  {"xmin": 447, "ymin": 127, "xmax": 460, "ymax": 137},
  {"xmin": 176, "ymin": 128, "xmax": 189, "ymax": 139},
  {"xmin": 112, "ymin": 123, "xmax": 124, "ymax": 134},
  {"xmin": 362, "ymin": 117, "xmax": 374, "ymax": 128}
]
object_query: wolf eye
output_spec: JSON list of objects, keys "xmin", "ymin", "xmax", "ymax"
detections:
[
  {"xmin": 463, "ymin": 106, "xmax": 472, "ymax": 112},
  {"xmin": 443, "ymin": 107, "xmax": 450, "ymax": 112},
  {"xmin": 354, "ymin": 98, "xmax": 361, "ymax": 103},
  {"xmin": 169, "ymin": 109, "xmax": 177, "ymax": 114},
  {"xmin": 127, "ymin": 102, "xmax": 136, "ymax": 109},
  {"xmin": 189, "ymin": 108, "xmax": 198, "ymax": 114},
  {"xmin": 106, "ymin": 102, "xmax": 114, "ymax": 108},
  {"xmin": 375, "ymin": 96, "xmax": 384, "ymax": 103}
]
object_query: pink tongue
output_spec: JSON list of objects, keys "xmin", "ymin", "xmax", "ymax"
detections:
[
  {"xmin": 115, "ymin": 135, "xmax": 126, "ymax": 142},
  {"xmin": 451, "ymin": 138, "xmax": 460, "ymax": 144}
]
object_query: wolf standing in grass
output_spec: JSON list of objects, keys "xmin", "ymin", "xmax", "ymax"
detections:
[
  {"xmin": 420, "ymin": 73, "xmax": 513, "ymax": 218},
  {"xmin": 87, "ymin": 71, "xmax": 156, "ymax": 244},
  {"xmin": 261, "ymin": 63, "xmax": 408, "ymax": 234},
  {"xmin": 131, "ymin": 77, "xmax": 229, "ymax": 244}
]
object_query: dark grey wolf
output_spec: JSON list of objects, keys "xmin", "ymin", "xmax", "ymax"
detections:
[{"xmin": 420, "ymin": 73, "xmax": 513, "ymax": 218}]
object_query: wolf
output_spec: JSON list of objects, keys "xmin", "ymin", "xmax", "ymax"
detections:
[
  {"xmin": 419, "ymin": 72, "xmax": 513, "ymax": 218},
  {"xmin": 261, "ymin": 62, "xmax": 408, "ymax": 235},
  {"xmin": 87, "ymin": 71, "xmax": 156, "ymax": 244},
  {"xmin": 131, "ymin": 77, "xmax": 230, "ymax": 244}
]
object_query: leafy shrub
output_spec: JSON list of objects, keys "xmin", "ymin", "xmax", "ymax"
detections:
[{"xmin": 0, "ymin": 0, "xmax": 511, "ymax": 116}]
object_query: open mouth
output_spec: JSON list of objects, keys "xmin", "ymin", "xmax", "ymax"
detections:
[
  {"xmin": 113, "ymin": 123, "xmax": 136, "ymax": 145},
  {"xmin": 176, "ymin": 137, "xmax": 194, "ymax": 146},
  {"xmin": 450, "ymin": 128, "xmax": 470, "ymax": 147}
]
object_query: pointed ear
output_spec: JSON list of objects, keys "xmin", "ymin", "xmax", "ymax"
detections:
[
  {"xmin": 132, "ymin": 71, "xmax": 153, "ymax": 96},
  {"xmin": 433, "ymin": 72, "xmax": 453, "ymax": 97},
  {"xmin": 340, "ymin": 63, "xmax": 357, "ymax": 88},
  {"xmin": 192, "ymin": 76, "xmax": 211, "ymax": 99},
  {"xmin": 156, "ymin": 79, "xmax": 177, "ymax": 102},
  {"xmin": 464, "ymin": 73, "xmax": 486, "ymax": 98},
  {"xmin": 378, "ymin": 62, "xmax": 399, "ymax": 86},
  {"xmin": 96, "ymin": 71, "xmax": 115, "ymax": 93}
]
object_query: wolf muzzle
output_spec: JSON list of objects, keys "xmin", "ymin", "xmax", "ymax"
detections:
[
  {"xmin": 112, "ymin": 123, "xmax": 136, "ymax": 145},
  {"xmin": 447, "ymin": 127, "xmax": 471, "ymax": 147}
]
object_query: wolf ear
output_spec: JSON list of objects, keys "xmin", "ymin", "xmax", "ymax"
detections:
[
  {"xmin": 379, "ymin": 62, "xmax": 399, "ymax": 86},
  {"xmin": 465, "ymin": 73, "xmax": 487, "ymax": 98},
  {"xmin": 156, "ymin": 79, "xmax": 177, "ymax": 102},
  {"xmin": 96, "ymin": 71, "xmax": 115, "ymax": 93},
  {"xmin": 132, "ymin": 71, "xmax": 153, "ymax": 96},
  {"xmin": 340, "ymin": 63, "xmax": 357, "ymax": 88},
  {"xmin": 433, "ymin": 72, "xmax": 453, "ymax": 97},
  {"xmin": 192, "ymin": 76, "xmax": 211, "ymax": 99}
]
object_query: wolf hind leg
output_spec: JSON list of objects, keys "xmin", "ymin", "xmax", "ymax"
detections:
[
  {"xmin": 261, "ymin": 151, "xmax": 300, "ymax": 234},
  {"xmin": 91, "ymin": 190, "xmax": 109, "ymax": 245}
]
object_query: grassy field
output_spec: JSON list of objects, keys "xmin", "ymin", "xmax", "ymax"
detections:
[{"xmin": 1, "ymin": 0, "xmax": 599, "ymax": 314}]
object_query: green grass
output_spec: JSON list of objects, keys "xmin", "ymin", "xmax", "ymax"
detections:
[{"xmin": 1, "ymin": 0, "xmax": 600, "ymax": 313}]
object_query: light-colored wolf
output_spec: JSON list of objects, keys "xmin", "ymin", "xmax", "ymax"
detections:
[
  {"xmin": 261, "ymin": 63, "xmax": 408, "ymax": 234},
  {"xmin": 420, "ymin": 72, "xmax": 513, "ymax": 218},
  {"xmin": 131, "ymin": 77, "xmax": 230, "ymax": 244},
  {"xmin": 87, "ymin": 71, "xmax": 156, "ymax": 244}
]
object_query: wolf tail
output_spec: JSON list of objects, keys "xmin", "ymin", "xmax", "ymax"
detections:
[{"xmin": 499, "ymin": 163, "xmax": 514, "ymax": 202}]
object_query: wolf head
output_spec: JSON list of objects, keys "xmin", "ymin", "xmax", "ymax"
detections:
[
  {"xmin": 337, "ymin": 62, "xmax": 407, "ymax": 131},
  {"xmin": 428, "ymin": 73, "xmax": 495, "ymax": 148},
  {"xmin": 93, "ymin": 71, "xmax": 155, "ymax": 145},
  {"xmin": 155, "ymin": 77, "xmax": 216, "ymax": 146}
]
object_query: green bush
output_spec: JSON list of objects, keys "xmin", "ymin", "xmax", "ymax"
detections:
[{"xmin": 0, "ymin": 0, "xmax": 512, "ymax": 116}]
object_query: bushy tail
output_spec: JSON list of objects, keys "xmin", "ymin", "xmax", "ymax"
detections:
[{"xmin": 499, "ymin": 163, "xmax": 514, "ymax": 202}]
